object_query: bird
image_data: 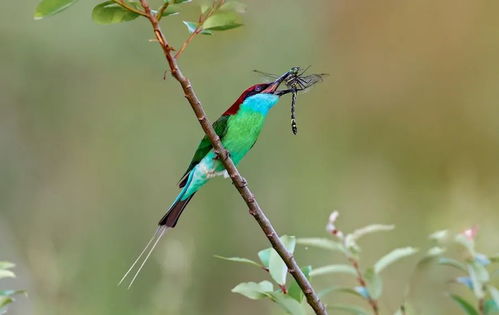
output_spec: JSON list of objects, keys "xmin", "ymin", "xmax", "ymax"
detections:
[{"xmin": 119, "ymin": 69, "xmax": 296, "ymax": 288}]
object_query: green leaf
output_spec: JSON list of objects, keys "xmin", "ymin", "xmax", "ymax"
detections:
[
  {"xmin": 426, "ymin": 246, "xmax": 446, "ymax": 257},
  {"xmin": 203, "ymin": 10, "xmax": 243, "ymax": 31},
  {"xmin": 213, "ymin": 255, "xmax": 262, "ymax": 268},
  {"xmin": 258, "ymin": 248, "xmax": 271, "ymax": 268},
  {"xmin": 471, "ymin": 261, "xmax": 490, "ymax": 282},
  {"xmin": 0, "ymin": 296, "xmax": 14, "ymax": 309},
  {"xmin": 345, "ymin": 224, "xmax": 394, "ymax": 248},
  {"xmin": 219, "ymin": 1, "xmax": 246, "ymax": 13},
  {"xmin": 288, "ymin": 265, "xmax": 311, "ymax": 303},
  {"xmin": 0, "ymin": 262, "xmax": 15, "ymax": 270},
  {"xmin": 488, "ymin": 286, "xmax": 499, "ymax": 312},
  {"xmin": 92, "ymin": 1, "xmax": 140, "ymax": 24},
  {"xmin": 364, "ymin": 268, "xmax": 383, "ymax": 299},
  {"xmin": 309, "ymin": 264, "xmax": 357, "ymax": 277},
  {"xmin": 484, "ymin": 299, "xmax": 499, "ymax": 314},
  {"xmin": 328, "ymin": 304, "xmax": 370, "ymax": 315},
  {"xmin": 281, "ymin": 235, "xmax": 296, "ymax": 253},
  {"xmin": 455, "ymin": 234, "xmax": 476, "ymax": 256},
  {"xmin": 318, "ymin": 286, "xmax": 363, "ymax": 299},
  {"xmin": 450, "ymin": 294, "xmax": 480, "ymax": 315},
  {"xmin": 169, "ymin": 0, "xmax": 191, "ymax": 3},
  {"xmin": 438, "ymin": 257, "xmax": 467, "ymax": 272},
  {"xmin": 200, "ymin": 4, "xmax": 210, "ymax": 14},
  {"xmin": 269, "ymin": 292, "xmax": 306, "ymax": 315},
  {"xmin": 158, "ymin": 5, "xmax": 180, "ymax": 17},
  {"xmin": 374, "ymin": 247, "xmax": 418, "ymax": 273},
  {"xmin": 182, "ymin": 21, "xmax": 212, "ymax": 35},
  {"xmin": 269, "ymin": 248, "xmax": 287, "ymax": 285},
  {"xmin": 468, "ymin": 262, "xmax": 487, "ymax": 299},
  {"xmin": 417, "ymin": 246, "xmax": 446, "ymax": 267},
  {"xmin": 34, "ymin": 0, "xmax": 79, "ymax": 20},
  {"xmin": 268, "ymin": 236, "xmax": 296, "ymax": 286},
  {"xmin": 231, "ymin": 281, "xmax": 273, "ymax": 300},
  {"xmin": 0, "ymin": 270, "xmax": 15, "ymax": 280},
  {"xmin": 297, "ymin": 238, "xmax": 344, "ymax": 252},
  {"xmin": 0, "ymin": 290, "xmax": 25, "ymax": 298},
  {"xmin": 490, "ymin": 254, "xmax": 499, "ymax": 263},
  {"xmin": 429, "ymin": 230, "xmax": 449, "ymax": 242}
]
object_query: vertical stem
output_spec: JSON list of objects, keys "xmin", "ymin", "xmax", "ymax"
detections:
[
  {"xmin": 348, "ymin": 258, "xmax": 379, "ymax": 315},
  {"xmin": 137, "ymin": 0, "xmax": 328, "ymax": 314},
  {"xmin": 478, "ymin": 298, "xmax": 485, "ymax": 315}
]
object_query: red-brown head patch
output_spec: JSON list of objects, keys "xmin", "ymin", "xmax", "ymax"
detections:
[{"xmin": 222, "ymin": 83, "xmax": 270, "ymax": 116}]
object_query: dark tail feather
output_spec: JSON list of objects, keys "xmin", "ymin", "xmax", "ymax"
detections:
[{"xmin": 158, "ymin": 193, "xmax": 196, "ymax": 227}]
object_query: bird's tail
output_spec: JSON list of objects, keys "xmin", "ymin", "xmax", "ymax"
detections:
[
  {"xmin": 118, "ymin": 225, "xmax": 168, "ymax": 289},
  {"xmin": 159, "ymin": 169, "xmax": 196, "ymax": 227},
  {"xmin": 118, "ymin": 172, "xmax": 196, "ymax": 288},
  {"xmin": 158, "ymin": 193, "xmax": 195, "ymax": 227}
]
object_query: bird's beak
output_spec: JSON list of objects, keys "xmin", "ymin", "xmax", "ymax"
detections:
[{"xmin": 262, "ymin": 70, "xmax": 292, "ymax": 94}]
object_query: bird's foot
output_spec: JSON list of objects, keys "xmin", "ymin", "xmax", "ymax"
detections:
[{"xmin": 214, "ymin": 149, "xmax": 230, "ymax": 161}]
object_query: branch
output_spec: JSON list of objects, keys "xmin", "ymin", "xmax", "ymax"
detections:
[
  {"xmin": 174, "ymin": 0, "xmax": 224, "ymax": 59},
  {"xmin": 137, "ymin": 0, "xmax": 328, "ymax": 314},
  {"xmin": 174, "ymin": 28, "xmax": 199, "ymax": 59}
]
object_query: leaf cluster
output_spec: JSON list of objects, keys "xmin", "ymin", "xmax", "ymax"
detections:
[
  {"xmin": 34, "ymin": 0, "xmax": 244, "ymax": 33},
  {"xmin": 216, "ymin": 235, "xmax": 311, "ymax": 315},
  {"xmin": 0, "ymin": 261, "xmax": 25, "ymax": 313}
]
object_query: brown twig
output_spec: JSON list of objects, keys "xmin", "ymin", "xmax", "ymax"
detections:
[
  {"xmin": 478, "ymin": 297, "xmax": 485, "ymax": 315},
  {"xmin": 174, "ymin": 0, "xmax": 224, "ymax": 59},
  {"xmin": 348, "ymin": 258, "xmax": 380, "ymax": 315},
  {"xmin": 174, "ymin": 28, "xmax": 200, "ymax": 59},
  {"xmin": 156, "ymin": 1, "xmax": 169, "ymax": 21},
  {"xmin": 137, "ymin": 0, "xmax": 327, "ymax": 314},
  {"xmin": 111, "ymin": 0, "xmax": 147, "ymax": 17}
]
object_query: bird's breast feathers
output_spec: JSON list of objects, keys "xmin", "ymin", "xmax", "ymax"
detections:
[{"xmin": 221, "ymin": 94, "xmax": 279, "ymax": 163}]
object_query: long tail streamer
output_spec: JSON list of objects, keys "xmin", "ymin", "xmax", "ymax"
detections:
[{"xmin": 118, "ymin": 225, "xmax": 168, "ymax": 289}]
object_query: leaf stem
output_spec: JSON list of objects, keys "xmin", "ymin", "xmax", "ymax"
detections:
[
  {"xmin": 174, "ymin": 28, "xmax": 200, "ymax": 59},
  {"xmin": 174, "ymin": 0, "xmax": 224, "ymax": 59},
  {"xmin": 156, "ymin": 1, "xmax": 169, "ymax": 21},
  {"xmin": 111, "ymin": 0, "xmax": 147, "ymax": 17},
  {"xmin": 348, "ymin": 257, "xmax": 380, "ymax": 315},
  {"xmin": 478, "ymin": 297, "xmax": 485, "ymax": 315},
  {"xmin": 137, "ymin": 0, "xmax": 327, "ymax": 313}
]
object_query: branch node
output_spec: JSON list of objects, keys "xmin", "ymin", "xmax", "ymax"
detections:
[{"xmin": 214, "ymin": 148, "xmax": 229, "ymax": 161}]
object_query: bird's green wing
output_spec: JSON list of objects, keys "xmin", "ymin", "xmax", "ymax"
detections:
[{"xmin": 178, "ymin": 115, "xmax": 230, "ymax": 188}]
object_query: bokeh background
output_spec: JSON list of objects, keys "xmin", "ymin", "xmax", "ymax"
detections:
[{"xmin": 1, "ymin": 1, "xmax": 499, "ymax": 314}]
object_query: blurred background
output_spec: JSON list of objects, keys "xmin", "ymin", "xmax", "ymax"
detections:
[{"xmin": 1, "ymin": 0, "xmax": 499, "ymax": 314}]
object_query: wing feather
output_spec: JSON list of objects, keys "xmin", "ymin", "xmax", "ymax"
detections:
[{"xmin": 178, "ymin": 115, "xmax": 230, "ymax": 188}]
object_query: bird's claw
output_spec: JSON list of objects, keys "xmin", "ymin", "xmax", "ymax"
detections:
[{"xmin": 214, "ymin": 149, "xmax": 230, "ymax": 160}]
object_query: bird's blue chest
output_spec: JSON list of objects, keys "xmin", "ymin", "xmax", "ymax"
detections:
[{"xmin": 221, "ymin": 94, "xmax": 279, "ymax": 163}]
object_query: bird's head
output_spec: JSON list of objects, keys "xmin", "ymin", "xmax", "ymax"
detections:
[{"xmin": 223, "ymin": 70, "xmax": 294, "ymax": 115}]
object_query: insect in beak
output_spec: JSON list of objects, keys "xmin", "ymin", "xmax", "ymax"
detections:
[{"xmin": 255, "ymin": 67, "xmax": 327, "ymax": 135}]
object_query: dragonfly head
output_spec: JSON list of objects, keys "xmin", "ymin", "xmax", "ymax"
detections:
[{"xmin": 261, "ymin": 67, "xmax": 300, "ymax": 94}]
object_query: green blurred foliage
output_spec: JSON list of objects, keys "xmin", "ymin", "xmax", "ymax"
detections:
[{"xmin": 1, "ymin": 0, "xmax": 499, "ymax": 314}]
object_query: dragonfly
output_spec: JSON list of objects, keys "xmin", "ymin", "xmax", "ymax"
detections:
[{"xmin": 254, "ymin": 66, "xmax": 327, "ymax": 134}]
